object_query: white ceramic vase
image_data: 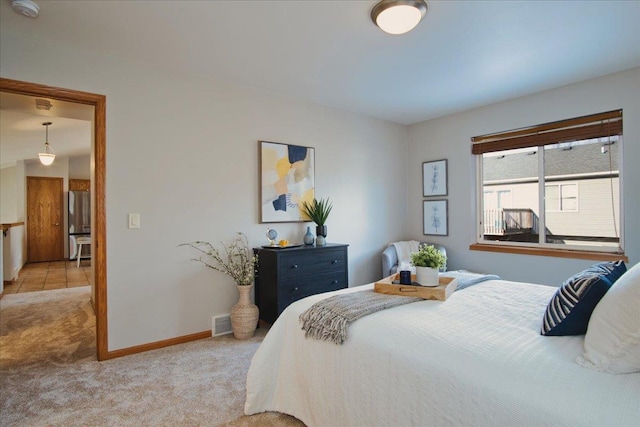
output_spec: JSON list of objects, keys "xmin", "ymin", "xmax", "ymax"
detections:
[{"xmin": 415, "ymin": 266, "xmax": 439, "ymax": 287}]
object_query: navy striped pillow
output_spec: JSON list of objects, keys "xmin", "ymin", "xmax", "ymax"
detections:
[{"xmin": 541, "ymin": 261, "xmax": 627, "ymax": 336}]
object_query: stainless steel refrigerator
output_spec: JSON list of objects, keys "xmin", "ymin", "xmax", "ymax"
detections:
[{"xmin": 69, "ymin": 190, "xmax": 91, "ymax": 260}]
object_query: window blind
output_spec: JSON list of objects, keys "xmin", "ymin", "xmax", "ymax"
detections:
[{"xmin": 471, "ymin": 110, "xmax": 622, "ymax": 155}]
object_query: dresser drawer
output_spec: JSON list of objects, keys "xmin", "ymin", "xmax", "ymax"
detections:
[
  {"xmin": 279, "ymin": 272, "xmax": 347, "ymax": 309},
  {"xmin": 254, "ymin": 243, "xmax": 349, "ymax": 324},
  {"xmin": 278, "ymin": 249, "xmax": 347, "ymax": 279}
]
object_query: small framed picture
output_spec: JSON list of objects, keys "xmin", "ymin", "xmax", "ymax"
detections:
[
  {"xmin": 423, "ymin": 159, "xmax": 448, "ymax": 197},
  {"xmin": 423, "ymin": 200, "xmax": 448, "ymax": 236}
]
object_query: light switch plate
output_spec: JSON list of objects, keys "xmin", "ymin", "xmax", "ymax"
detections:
[{"xmin": 128, "ymin": 213, "xmax": 140, "ymax": 229}]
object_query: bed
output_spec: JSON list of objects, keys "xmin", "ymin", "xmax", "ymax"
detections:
[{"xmin": 244, "ymin": 277, "xmax": 640, "ymax": 426}]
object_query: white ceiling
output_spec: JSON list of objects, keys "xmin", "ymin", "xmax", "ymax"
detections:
[{"xmin": 1, "ymin": 0, "xmax": 639, "ymax": 128}]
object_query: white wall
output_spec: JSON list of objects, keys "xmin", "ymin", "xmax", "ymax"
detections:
[
  {"xmin": 1, "ymin": 165, "xmax": 26, "ymax": 282},
  {"xmin": 408, "ymin": 68, "xmax": 640, "ymax": 286},
  {"xmin": 3, "ymin": 225, "xmax": 24, "ymax": 282},
  {"xmin": 25, "ymin": 156, "xmax": 70, "ymax": 181},
  {"xmin": 0, "ymin": 166, "xmax": 17, "ymax": 223},
  {"xmin": 1, "ymin": 32, "xmax": 408, "ymax": 350},
  {"xmin": 15, "ymin": 161, "xmax": 25, "ymax": 224},
  {"xmin": 0, "ymin": 164, "xmax": 19, "ymax": 287},
  {"xmin": 69, "ymin": 155, "xmax": 91, "ymax": 179}
]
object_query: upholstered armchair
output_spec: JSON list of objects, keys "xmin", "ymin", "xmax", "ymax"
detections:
[{"xmin": 382, "ymin": 241, "xmax": 447, "ymax": 278}]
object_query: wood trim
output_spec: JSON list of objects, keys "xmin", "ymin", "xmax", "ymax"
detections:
[
  {"xmin": 1, "ymin": 222, "xmax": 25, "ymax": 230},
  {"xmin": 69, "ymin": 179, "xmax": 90, "ymax": 191},
  {"xmin": 93, "ymin": 90, "xmax": 108, "ymax": 362},
  {"xmin": 471, "ymin": 109, "xmax": 622, "ymax": 143},
  {"xmin": 0, "ymin": 78, "xmax": 105, "ymax": 105},
  {"xmin": 469, "ymin": 243, "xmax": 629, "ymax": 263},
  {"xmin": 0, "ymin": 78, "xmax": 108, "ymax": 361},
  {"xmin": 105, "ymin": 331, "xmax": 212, "ymax": 360}
]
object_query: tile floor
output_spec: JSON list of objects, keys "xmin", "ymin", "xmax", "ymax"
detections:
[{"xmin": 3, "ymin": 260, "xmax": 91, "ymax": 294}]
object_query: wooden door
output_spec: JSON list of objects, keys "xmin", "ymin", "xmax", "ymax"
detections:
[{"xmin": 27, "ymin": 176, "xmax": 64, "ymax": 262}]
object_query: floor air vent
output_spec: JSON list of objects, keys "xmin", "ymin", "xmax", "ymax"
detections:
[{"xmin": 212, "ymin": 314, "xmax": 232, "ymax": 337}]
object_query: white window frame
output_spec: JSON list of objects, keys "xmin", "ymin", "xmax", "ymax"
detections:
[{"xmin": 475, "ymin": 141, "xmax": 624, "ymax": 256}]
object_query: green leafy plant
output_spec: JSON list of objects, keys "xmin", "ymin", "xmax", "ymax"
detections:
[
  {"xmin": 410, "ymin": 244, "xmax": 447, "ymax": 270},
  {"xmin": 301, "ymin": 197, "xmax": 333, "ymax": 226},
  {"xmin": 180, "ymin": 232, "xmax": 258, "ymax": 286}
]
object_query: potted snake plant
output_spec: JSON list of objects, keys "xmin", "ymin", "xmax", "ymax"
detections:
[{"xmin": 301, "ymin": 198, "xmax": 333, "ymax": 245}]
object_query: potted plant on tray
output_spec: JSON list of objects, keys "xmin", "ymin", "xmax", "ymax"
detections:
[
  {"xmin": 301, "ymin": 197, "xmax": 333, "ymax": 246},
  {"xmin": 181, "ymin": 232, "xmax": 259, "ymax": 339},
  {"xmin": 410, "ymin": 244, "xmax": 447, "ymax": 287}
]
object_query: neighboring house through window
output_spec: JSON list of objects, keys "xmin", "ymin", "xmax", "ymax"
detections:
[
  {"xmin": 471, "ymin": 110, "xmax": 624, "ymax": 258},
  {"xmin": 545, "ymin": 183, "xmax": 578, "ymax": 212}
]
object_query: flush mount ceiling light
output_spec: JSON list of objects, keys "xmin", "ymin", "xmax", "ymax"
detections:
[
  {"xmin": 38, "ymin": 122, "xmax": 56, "ymax": 166},
  {"xmin": 11, "ymin": 0, "xmax": 39, "ymax": 18},
  {"xmin": 371, "ymin": 0, "xmax": 428, "ymax": 35}
]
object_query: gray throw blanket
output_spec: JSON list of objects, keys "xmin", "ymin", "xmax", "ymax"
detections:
[
  {"xmin": 440, "ymin": 270, "xmax": 501, "ymax": 291},
  {"xmin": 299, "ymin": 291, "xmax": 421, "ymax": 344},
  {"xmin": 300, "ymin": 270, "xmax": 500, "ymax": 344}
]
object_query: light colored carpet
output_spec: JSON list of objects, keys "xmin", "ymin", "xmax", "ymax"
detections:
[{"xmin": 0, "ymin": 287, "xmax": 305, "ymax": 426}]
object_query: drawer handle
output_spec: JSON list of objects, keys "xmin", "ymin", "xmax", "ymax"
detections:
[
  {"xmin": 293, "ymin": 287, "xmax": 299, "ymax": 291},
  {"xmin": 292, "ymin": 264, "xmax": 298, "ymax": 269},
  {"xmin": 332, "ymin": 259, "xmax": 338, "ymax": 264},
  {"xmin": 332, "ymin": 280, "xmax": 338, "ymax": 285}
]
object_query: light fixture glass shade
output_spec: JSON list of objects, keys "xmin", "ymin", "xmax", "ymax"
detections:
[
  {"xmin": 38, "ymin": 122, "xmax": 55, "ymax": 165},
  {"xmin": 371, "ymin": 0, "xmax": 428, "ymax": 35},
  {"xmin": 38, "ymin": 151, "xmax": 55, "ymax": 166}
]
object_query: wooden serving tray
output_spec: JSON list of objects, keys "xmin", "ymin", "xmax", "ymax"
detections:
[{"xmin": 374, "ymin": 273, "xmax": 457, "ymax": 301}]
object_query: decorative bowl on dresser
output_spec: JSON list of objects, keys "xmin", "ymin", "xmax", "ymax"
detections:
[{"xmin": 253, "ymin": 243, "xmax": 349, "ymax": 324}]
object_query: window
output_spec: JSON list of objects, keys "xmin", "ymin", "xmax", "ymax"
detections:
[
  {"xmin": 472, "ymin": 110, "xmax": 624, "ymax": 257},
  {"xmin": 545, "ymin": 183, "xmax": 578, "ymax": 212}
]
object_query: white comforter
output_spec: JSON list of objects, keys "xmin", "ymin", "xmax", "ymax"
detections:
[{"xmin": 244, "ymin": 280, "xmax": 640, "ymax": 426}]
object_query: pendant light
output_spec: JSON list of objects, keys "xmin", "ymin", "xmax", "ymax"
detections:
[
  {"xmin": 371, "ymin": 0, "xmax": 428, "ymax": 35},
  {"xmin": 38, "ymin": 122, "xmax": 56, "ymax": 166}
]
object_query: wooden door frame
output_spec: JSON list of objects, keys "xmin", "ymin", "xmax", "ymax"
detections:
[
  {"xmin": 26, "ymin": 176, "xmax": 64, "ymax": 262},
  {"xmin": 0, "ymin": 77, "xmax": 109, "ymax": 361}
]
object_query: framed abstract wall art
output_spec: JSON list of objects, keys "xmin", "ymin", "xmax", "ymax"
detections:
[
  {"xmin": 423, "ymin": 199, "xmax": 448, "ymax": 236},
  {"xmin": 259, "ymin": 141, "xmax": 315, "ymax": 223},
  {"xmin": 423, "ymin": 159, "xmax": 448, "ymax": 197}
]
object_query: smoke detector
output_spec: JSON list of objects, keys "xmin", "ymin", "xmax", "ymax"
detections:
[
  {"xmin": 35, "ymin": 98, "xmax": 52, "ymax": 110},
  {"xmin": 11, "ymin": 0, "xmax": 40, "ymax": 18}
]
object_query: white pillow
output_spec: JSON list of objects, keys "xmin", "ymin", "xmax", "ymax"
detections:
[{"xmin": 578, "ymin": 262, "xmax": 640, "ymax": 374}]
